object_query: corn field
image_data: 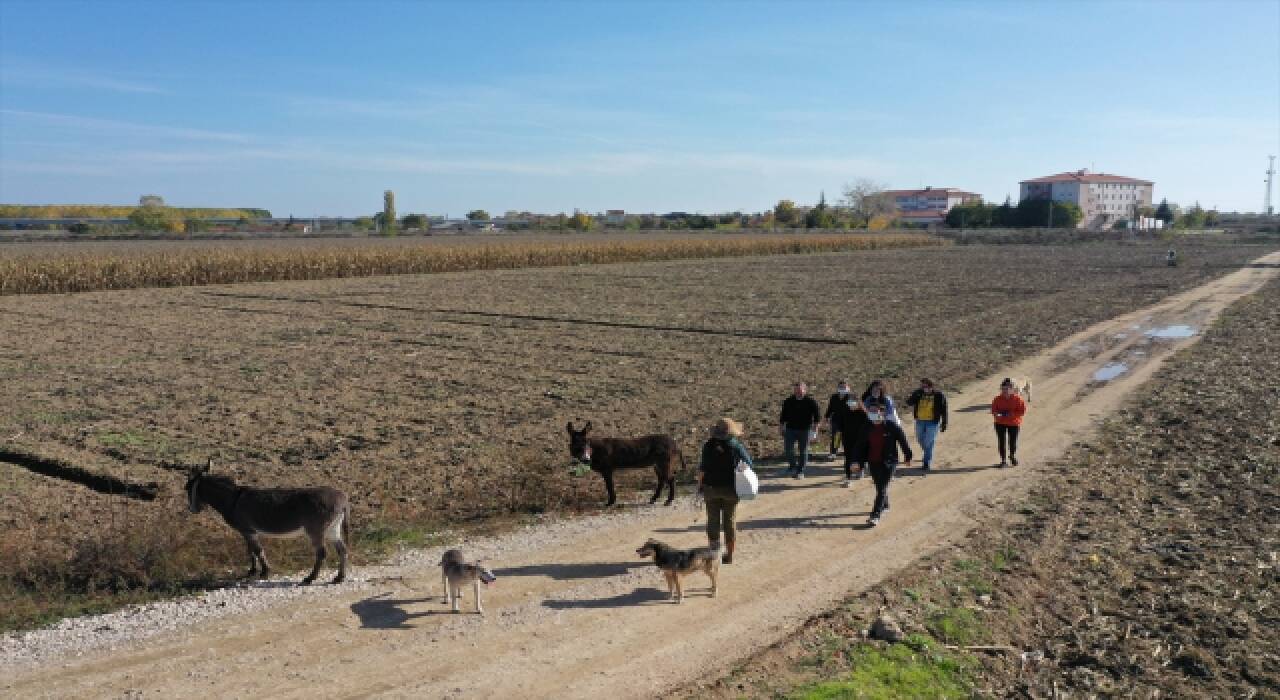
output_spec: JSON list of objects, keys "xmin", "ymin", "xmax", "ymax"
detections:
[{"xmin": 0, "ymin": 233, "xmax": 945, "ymax": 296}]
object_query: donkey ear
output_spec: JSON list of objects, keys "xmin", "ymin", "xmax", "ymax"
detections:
[
  {"xmin": 566, "ymin": 421, "xmax": 575, "ymax": 434},
  {"xmin": 583, "ymin": 421, "xmax": 592, "ymax": 433}
]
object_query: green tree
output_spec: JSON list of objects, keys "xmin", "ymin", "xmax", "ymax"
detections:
[
  {"xmin": 805, "ymin": 191, "xmax": 835, "ymax": 229},
  {"xmin": 402, "ymin": 213, "xmax": 428, "ymax": 230},
  {"xmin": 774, "ymin": 199, "xmax": 798, "ymax": 227},
  {"xmin": 466, "ymin": 209, "xmax": 490, "ymax": 221},
  {"xmin": 1155, "ymin": 198, "xmax": 1175, "ymax": 224},
  {"xmin": 383, "ymin": 190, "xmax": 397, "ymax": 234}
]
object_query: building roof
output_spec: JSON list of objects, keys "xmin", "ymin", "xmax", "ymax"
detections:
[
  {"xmin": 884, "ymin": 187, "xmax": 979, "ymax": 197},
  {"xmin": 1021, "ymin": 169, "xmax": 1152, "ymax": 185}
]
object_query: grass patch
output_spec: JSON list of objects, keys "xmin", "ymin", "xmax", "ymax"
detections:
[
  {"xmin": 97, "ymin": 429, "xmax": 158, "ymax": 448},
  {"xmin": 926, "ymin": 607, "xmax": 983, "ymax": 645},
  {"xmin": 793, "ymin": 636, "xmax": 972, "ymax": 700}
]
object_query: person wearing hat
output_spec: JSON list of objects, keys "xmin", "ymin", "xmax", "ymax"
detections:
[
  {"xmin": 697, "ymin": 417, "xmax": 753, "ymax": 564},
  {"xmin": 991, "ymin": 378, "xmax": 1027, "ymax": 467}
]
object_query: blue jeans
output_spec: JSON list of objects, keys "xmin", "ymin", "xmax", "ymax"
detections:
[
  {"xmin": 783, "ymin": 427, "xmax": 812, "ymax": 473},
  {"xmin": 915, "ymin": 420, "xmax": 940, "ymax": 466}
]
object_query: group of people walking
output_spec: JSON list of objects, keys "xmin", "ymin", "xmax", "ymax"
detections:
[{"xmin": 695, "ymin": 377, "xmax": 1027, "ymax": 562}]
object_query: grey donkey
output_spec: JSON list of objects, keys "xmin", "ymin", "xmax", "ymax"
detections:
[{"xmin": 185, "ymin": 459, "xmax": 351, "ymax": 585}]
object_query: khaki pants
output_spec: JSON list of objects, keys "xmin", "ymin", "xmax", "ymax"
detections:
[{"xmin": 703, "ymin": 484, "xmax": 739, "ymax": 544}]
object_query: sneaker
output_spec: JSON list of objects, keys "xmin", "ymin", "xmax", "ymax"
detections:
[
  {"xmin": 722, "ymin": 553, "xmax": 733, "ymax": 565},
  {"xmin": 868, "ymin": 515, "xmax": 880, "ymax": 527},
  {"xmin": 794, "ymin": 472, "xmax": 805, "ymax": 480},
  {"xmin": 854, "ymin": 469, "xmax": 864, "ymax": 480},
  {"xmin": 827, "ymin": 451, "xmax": 838, "ymax": 460},
  {"xmin": 883, "ymin": 503, "xmax": 890, "ymax": 512},
  {"xmin": 998, "ymin": 460, "xmax": 1008, "ymax": 468},
  {"xmin": 1011, "ymin": 456, "xmax": 1019, "ymax": 466}
]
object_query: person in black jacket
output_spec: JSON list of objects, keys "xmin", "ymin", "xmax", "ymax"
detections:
[
  {"xmin": 904, "ymin": 378, "xmax": 948, "ymax": 472},
  {"xmin": 824, "ymin": 379, "xmax": 852, "ymax": 460},
  {"xmin": 697, "ymin": 417, "xmax": 753, "ymax": 564},
  {"xmin": 864, "ymin": 403, "xmax": 912, "ymax": 527},
  {"xmin": 839, "ymin": 395, "xmax": 871, "ymax": 486},
  {"xmin": 779, "ymin": 382, "xmax": 822, "ymax": 479}
]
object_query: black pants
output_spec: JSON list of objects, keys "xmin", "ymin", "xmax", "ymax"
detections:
[
  {"xmin": 842, "ymin": 436, "xmax": 866, "ymax": 477},
  {"xmin": 869, "ymin": 460, "xmax": 896, "ymax": 516},
  {"xmin": 995, "ymin": 424, "xmax": 1020, "ymax": 460}
]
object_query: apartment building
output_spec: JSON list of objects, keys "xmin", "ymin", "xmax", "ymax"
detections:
[
  {"xmin": 884, "ymin": 186, "xmax": 982, "ymax": 224},
  {"xmin": 1019, "ymin": 169, "xmax": 1153, "ymax": 229}
]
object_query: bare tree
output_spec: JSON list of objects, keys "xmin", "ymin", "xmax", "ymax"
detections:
[{"xmin": 841, "ymin": 178, "xmax": 894, "ymax": 226}]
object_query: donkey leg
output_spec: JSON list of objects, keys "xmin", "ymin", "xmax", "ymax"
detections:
[
  {"xmin": 665, "ymin": 469, "xmax": 676, "ymax": 506},
  {"xmin": 242, "ymin": 535, "xmax": 260, "ymax": 579},
  {"xmin": 301, "ymin": 537, "xmax": 325, "ymax": 586},
  {"xmin": 330, "ymin": 539, "xmax": 348, "ymax": 585},
  {"xmin": 649, "ymin": 469, "xmax": 664, "ymax": 505},
  {"xmin": 602, "ymin": 471, "xmax": 617, "ymax": 507},
  {"xmin": 474, "ymin": 580, "xmax": 484, "ymax": 615}
]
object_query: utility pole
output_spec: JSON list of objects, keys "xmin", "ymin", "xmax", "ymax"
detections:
[{"xmin": 1266, "ymin": 155, "xmax": 1276, "ymax": 216}]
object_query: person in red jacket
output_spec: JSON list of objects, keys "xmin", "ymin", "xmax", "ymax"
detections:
[{"xmin": 991, "ymin": 377, "xmax": 1028, "ymax": 467}]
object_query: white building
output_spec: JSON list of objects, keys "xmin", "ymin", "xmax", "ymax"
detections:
[
  {"xmin": 884, "ymin": 186, "xmax": 981, "ymax": 225},
  {"xmin": 1019, "ymin": 169, "xmax": 1154, "ymax": 229}
]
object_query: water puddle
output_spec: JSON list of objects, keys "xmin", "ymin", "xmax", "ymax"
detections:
[
  {"xmin": 1092, "ymin": 363, "xmax": 1129, "ymax": 381},
  {"xmin": 1146, "ymin": 324, "xmax": 1197, "ymax": 339}
]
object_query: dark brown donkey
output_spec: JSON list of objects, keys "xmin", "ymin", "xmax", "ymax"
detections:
[
  {"xmin": 566, "ymin": 421, "xmax": 683, "ymax": 507},
  {"xmin": 185, "ymin": 460, "xmax": 351, "ymax": 585}
]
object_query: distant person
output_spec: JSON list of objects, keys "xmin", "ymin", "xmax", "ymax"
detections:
[
  {"xmin": 824, "ymin": 380, "xmax": 852, "ymax": 460},
  {"xmin": 697, "ymin": 418, "xmax": 753, "ymax": 564},
  {"xmin": 839, "ymin": 394, "xmax": 871, "ymax": 486},
  {"xmin": 779, "ymin": 381, "xmax": 822, "ymax": 479},
  {"xmin": 904, "ymin": 378, "xmax": 949, "ymax": 472},
  {"xmin": 1166, "ymin": 249, "xmax": 1178, "ymax": 267},
  {"xmin": 861, "ymin": 379, "xmax": 900, "ymax": 425},
  {"xmin": 864, "ymin": 402, "xmax": 912, "ymax": 527},
  {"xmin": 991, "ymin": 378, "xmax": 1028, "ymax": 467}
]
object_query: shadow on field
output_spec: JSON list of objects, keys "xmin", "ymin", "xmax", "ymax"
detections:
[
  {"xmin": 351, "ymin": 592, "xmax": 455, "ymax": 629},
  {"xmin": 543, "ymin": 587, "xmax": 672, "ymax": 609},
  {"xmin": 493, "ymin": 561, "xmax": 647, "ymax": 580}
]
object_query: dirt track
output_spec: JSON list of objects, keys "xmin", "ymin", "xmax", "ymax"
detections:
[{"xmin": 8, "ymin": 251, "xmax": 1279, "ymax": 699}]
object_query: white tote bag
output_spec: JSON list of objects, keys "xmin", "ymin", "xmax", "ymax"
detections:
[{"xmin": 734, "ymin": 461, "xmax": 759, "ymax": 500}]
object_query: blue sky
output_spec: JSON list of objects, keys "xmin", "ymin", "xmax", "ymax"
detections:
[{"xmin": 1, "ymin": 0, "xmax": 1277, "ymax": 216}]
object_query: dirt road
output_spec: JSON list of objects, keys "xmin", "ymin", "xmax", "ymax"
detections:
[{"xmin": 8, "ymin": 252, "xmax": 1279, "ymax": 699}]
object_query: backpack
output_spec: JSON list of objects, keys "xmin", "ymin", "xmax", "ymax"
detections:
[{"xmin": 704, "ymin": 439, "xmax": 737, "ymax": 484}]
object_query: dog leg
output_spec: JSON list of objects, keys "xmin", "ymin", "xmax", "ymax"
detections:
[
  {"xmin": 709, "ymin": 568, "xmax": 718, "ymax": 598},
  {"xmin": 664, "ymin": 571, "xmax": 675, "ymax": 599},
  {"xmin": 451, "ymin": 585, "xmax": 461, "ymax": 613},
  {"xmin": 675, "ymin": 575, "xmax": 684, "ymax": 604},
  {"xmin": 474, "ymin": 580, "xmax": 483, "ymax": 615}
]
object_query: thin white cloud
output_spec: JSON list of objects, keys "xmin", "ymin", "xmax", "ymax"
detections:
[
  {"xmin": 0, "ymin": 109, "xmax": 250, "ymax": 143},
  {"xmin": 0, "ymin": 62, "xmax": 167, "ymax": 94}
]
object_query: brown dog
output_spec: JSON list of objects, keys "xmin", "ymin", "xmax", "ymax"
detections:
[{"xmin": 636, "ymin": 538, "xmax": 719, "ymax": 603}]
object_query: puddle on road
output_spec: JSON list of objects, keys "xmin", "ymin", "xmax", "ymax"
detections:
[
  {"xmin": 1092, "ymin": 363, "xmax": 1130, "ymax": 382},
  {"xmin": 1146, "ymin": 324, "xmax": 1197, "ymax": 339}
]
